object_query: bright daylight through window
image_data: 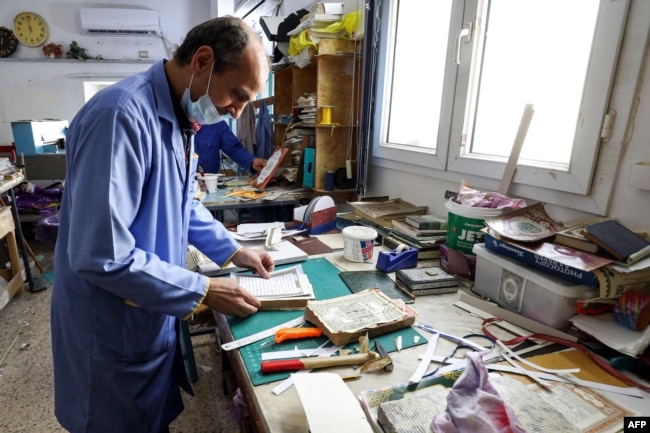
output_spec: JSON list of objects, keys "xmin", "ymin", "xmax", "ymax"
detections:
[
  {"xmin": 386, "ymin": 0, "xmax": 598, "ymax": 165},
  {"xmin": 374, "ymin": 0, "xmax": 638, "ymax": 213}
]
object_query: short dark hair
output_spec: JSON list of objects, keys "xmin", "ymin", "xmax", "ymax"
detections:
[{"xmin": 174, "ymin": 16, "xmax": 250, "ymax": 75}]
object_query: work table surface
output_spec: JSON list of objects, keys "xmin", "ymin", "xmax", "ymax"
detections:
[{"xmin": 213, "ymin": 247, "xmax": 650, "ymax": 433}]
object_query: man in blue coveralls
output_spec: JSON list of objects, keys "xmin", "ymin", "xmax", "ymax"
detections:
[
  {"xmin": 50, "ymin": 17, "xmax": 273, "ymax": 433},
  {"xmin": 194, "ymin": 120, "xmax": 267, "ymax": 174}
]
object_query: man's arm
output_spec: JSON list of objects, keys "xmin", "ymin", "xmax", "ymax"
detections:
[{"xmin": 218, "ymin": 123, "xmax": 258, "ymax": 172}]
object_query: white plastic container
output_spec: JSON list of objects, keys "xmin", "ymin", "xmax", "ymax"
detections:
[
  {"xmin": 197, "ymin": 173, "xmax": 220, "ymax": 193},
  {"xmin": 472, "ymin": 243, "xmax": 598, "ymax": 330},
  {"xmin": 342, "ymin": 226, "xmax": 378, "ymax": 262}
]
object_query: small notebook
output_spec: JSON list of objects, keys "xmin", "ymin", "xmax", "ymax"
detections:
[{"xmin": 581, "ymin": 220, "xmax": 650, "ymax": 265}]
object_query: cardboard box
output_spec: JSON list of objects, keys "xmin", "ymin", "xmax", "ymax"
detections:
[{"xmin": 472, "ymin": 243, "xmax": 598, "ymax": 330}]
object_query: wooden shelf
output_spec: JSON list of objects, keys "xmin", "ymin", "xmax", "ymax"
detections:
[
  {"xmin": 0, "ymin": 57, "xmax": 154, "ymax": 63},
  {"xmin": 0, "ymin": 207, "xmax": 24, "ymax": 310},
  {"xmin": 273, "ymin": 52, "xmax": 362, "ymax": 197}
]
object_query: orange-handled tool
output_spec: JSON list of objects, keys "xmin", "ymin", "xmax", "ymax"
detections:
[{"xmin": 274, "ymin": 327, "xmax": 323, "ymax": 344}]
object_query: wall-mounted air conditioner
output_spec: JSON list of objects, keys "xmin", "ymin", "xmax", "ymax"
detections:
[{"xmin": 80, "ymin": 8, "xmax": 161, "ymax": 36}]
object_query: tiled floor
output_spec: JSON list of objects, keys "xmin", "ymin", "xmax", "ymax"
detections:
[{"xmin": 0, "ymin": 238, "xmax": 242, "ymax": 433}]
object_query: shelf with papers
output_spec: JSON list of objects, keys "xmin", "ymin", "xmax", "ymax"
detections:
[{"xmin": 273, "ymin": 46, "xmax": 361, "ymax": 202}]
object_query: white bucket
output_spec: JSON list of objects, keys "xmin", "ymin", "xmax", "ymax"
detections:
[
  {"xmin": 197, "ymin": 173, "xmax": 220, "ymax": 193},
  {"xmin": 445, "ymin": 198, "xmax": 505, "ymax": 255},
  {"xmin": 342, "ymin": 226, "xmax": 378, "ymax": 262}
]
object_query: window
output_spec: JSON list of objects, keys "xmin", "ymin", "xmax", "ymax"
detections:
[
  {"xmin": 83, "ymin": 81, "xmax": 115, "ymax": 102},
  {"xmin": 371, "ymin": 0, "xmax": 648, "ymax": 214}
]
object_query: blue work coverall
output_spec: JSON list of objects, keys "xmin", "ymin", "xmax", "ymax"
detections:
[
  {"xmin": 50, "ymin": 59, "xmax": 241, "ymax": 432},
  {"xmin": 194, "ymin": 121, "xmax": 254, "ymax": 174}
]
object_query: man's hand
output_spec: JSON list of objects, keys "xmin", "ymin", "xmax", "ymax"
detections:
[
  {"xmin": 252, "ymin": 158, "xmax": 267, "ymax": 172},
  {"xmin": 202, "ymin": 277, "xmax": 261, "ymax": 318},
  {"xmin": 232, "ymin": 247, "xmax": 274, "ymax": 278}
]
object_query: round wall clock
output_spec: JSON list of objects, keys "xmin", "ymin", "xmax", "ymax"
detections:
[
  {"xmin": 0, "ymin": 27, "xmax": 18, "ymax": 58},
  {"xmin": 13, "ymin": 12, "xmax": 49, "ymax": 47}
]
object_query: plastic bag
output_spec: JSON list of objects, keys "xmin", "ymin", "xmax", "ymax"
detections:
[{"xmin": 431, "ymin": 351, "xmax": 526, "ymax": 433}]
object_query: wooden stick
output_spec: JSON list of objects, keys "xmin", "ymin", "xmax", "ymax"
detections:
[
  {"xmin": 0, "ymin": 335, "xmax": 19, "ymax": 367},
  {"xmin": 498, "ymin": 104, "xmax": 535, "ymax": 196}
]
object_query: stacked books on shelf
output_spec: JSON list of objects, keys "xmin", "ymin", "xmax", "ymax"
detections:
[
  {"xmin": 482, "ymin": 204, "xmax": 612, "ymax": 288},
  {"xmin": 287, "ymin": 3, "xmax": 346, "ymax": 42},
  {"xmin": 285, "ymin": 127, "xmax": 315, "ymax": 141},
  {"xmin": 391, "ymin": 219, "xmax": 446, "ymax": 241},
  {"xmin": 296, "ymin": 106, "xmax": 316, "ymax": 125},
  {"xmin": 553, "ymin": 224, "xmax": 600, "ymax": 253},
  {"xmin": 483, "ymin": 232, "xmax": 609, "ymax": 287},
  {"xmin": 387, "ymin": 216, "xmax": 447, "ymax": 260},
  {"xmin": 348, "ymin": 199, "xmax": 427, "ymax": 229},
  {"xmin": 481, "ymin": 204, "xmax": 650, "ymax": 300},
  {"xmin": 405, "ymin": 214, "xmax": 448, "ymax": 230},
  {"xmin": 395, "ymin": 266, "xmax": 458, "ymax": 296}
]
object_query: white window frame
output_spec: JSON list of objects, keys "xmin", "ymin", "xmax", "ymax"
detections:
[{"xmin": 371, "ymin": 0, "xmax": 649, "ymax": 215}]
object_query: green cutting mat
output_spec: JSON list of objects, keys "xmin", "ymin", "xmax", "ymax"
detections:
[{"xmin": 226, "ymin": 257, "xmax": 426, "ymax": 386}]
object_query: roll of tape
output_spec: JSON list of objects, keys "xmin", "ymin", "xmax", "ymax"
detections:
[
  {"xmin": 613, "ymin": 290, "xmax": 650, "ymax": 331},
  {"xmin": 395, "ymin": 244, "xmax": 409, "ymax": 253}
]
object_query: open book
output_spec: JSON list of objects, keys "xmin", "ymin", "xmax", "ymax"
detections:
[{"xmin": 231, "ymin": 264, "xmax": 315, "ymax": 310}]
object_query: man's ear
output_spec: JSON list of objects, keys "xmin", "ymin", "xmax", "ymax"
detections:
[{"xmin": 190, "ymin": 46, "xmax": 215, "ymax": 75}]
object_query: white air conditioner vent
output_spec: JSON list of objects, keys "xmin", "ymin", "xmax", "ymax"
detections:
[{"xmin": 80, "ymin": 8, "xmax": 161, "ymax": 36}]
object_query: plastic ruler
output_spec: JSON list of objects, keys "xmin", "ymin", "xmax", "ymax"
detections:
[{"xmin": 220, "ymin": 316, "xmax": 307, "ymax": 351}]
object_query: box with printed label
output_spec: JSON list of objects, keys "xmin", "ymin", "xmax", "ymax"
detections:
[{"xmin": 472, "ymin": 243, "xmax": 598, "ymax": 330}]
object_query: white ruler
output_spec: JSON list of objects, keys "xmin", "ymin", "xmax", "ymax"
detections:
[{"xmin": 220, "ymin": 316, "xmax": 307, "ymax": 351}]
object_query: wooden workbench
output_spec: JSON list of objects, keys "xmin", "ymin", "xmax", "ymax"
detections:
[{"xmin": 212, "ymin": 247, "xmax": 650, "ymax": 433}]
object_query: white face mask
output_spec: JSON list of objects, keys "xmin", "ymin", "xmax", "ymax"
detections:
[{"xmin": 181, "ymin": 63, "xmax": 222, "ymax": 125}]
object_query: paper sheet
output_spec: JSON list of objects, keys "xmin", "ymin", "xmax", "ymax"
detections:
[
  {"xmin": 570, "ymin": 313, "xmax": 650, "ymax": 357},
  {"xmin": 293, "ymin": 372, "xmax": 374, "ymax": 433}
]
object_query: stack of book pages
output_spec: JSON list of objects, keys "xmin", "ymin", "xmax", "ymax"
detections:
[
  {"xmin": 386, "ymin": 215, "xmax": 447, "ymax": 260},
  {"xmin": 395, "ymin": 266, "xmax": 458, "ymax": 296}
]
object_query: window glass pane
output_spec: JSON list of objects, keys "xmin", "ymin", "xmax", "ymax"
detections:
[
  {"xmin": 386, "ymin": 0, "xmax": 452, "ymax": 151},
  {"xmin": 468, "ymin": 0, "xmax": 599, "ymax": 164}
]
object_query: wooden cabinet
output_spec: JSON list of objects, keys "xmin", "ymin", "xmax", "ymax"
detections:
[
  {"xmin": 273, "ymin": 40, "xmax": 362, "ymax": 203},
  {"xmin": 0, "ymin": 206, "xmax": 24, "ymax": 310}
]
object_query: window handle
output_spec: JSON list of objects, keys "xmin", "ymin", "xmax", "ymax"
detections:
[{"xmin": 455, "ymin": 22, "xmax": 473, "ymax": 64}]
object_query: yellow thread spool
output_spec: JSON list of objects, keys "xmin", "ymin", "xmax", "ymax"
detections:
[{"xmin": 320, "ymin": 106, "xmax": 333, "ymax": 125}]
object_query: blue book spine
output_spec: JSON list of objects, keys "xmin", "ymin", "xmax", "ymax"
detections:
[{"xmin": 483, "ymin": 234, "xmax": 598, "ymax": 288}]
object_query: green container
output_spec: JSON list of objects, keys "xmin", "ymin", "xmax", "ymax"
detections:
[{"xmin": 445, "ymin": 199, "xmax": 504, "ymax": 255}]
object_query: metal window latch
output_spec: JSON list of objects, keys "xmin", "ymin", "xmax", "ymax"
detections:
[{"xmin": 455, "ymin": 22, "xmax": 473, "ymax": 64}]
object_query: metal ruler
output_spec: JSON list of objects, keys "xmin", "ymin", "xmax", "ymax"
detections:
[{"xmin": 220, "ymin": 316, "xmax": 307, "ymax": 351}]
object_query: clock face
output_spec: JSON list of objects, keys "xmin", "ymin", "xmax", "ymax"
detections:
[
  {"xmin": 13, "ymin": 12, "xmax": 49, "ymax": 47},
  {"xmin": 0, "ymin": 27, "xmax": 18, "ymax": 58}
]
